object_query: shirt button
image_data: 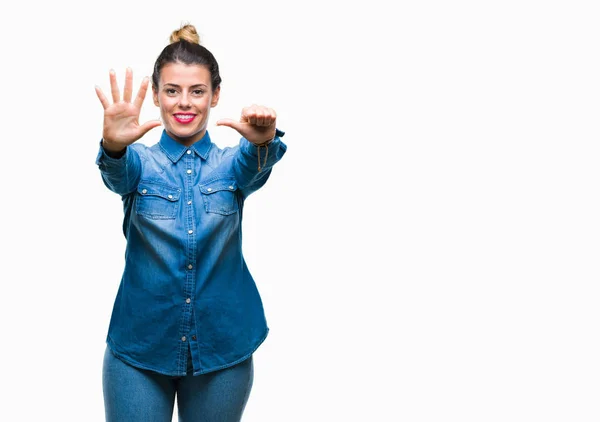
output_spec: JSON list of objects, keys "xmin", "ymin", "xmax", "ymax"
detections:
[
  {"xmin": 168, "ymin": 194, "xmax": 173, "ymax": 199},
  {"xmin": 188, "ymin": 264, "xmax": 193, "ymax": 270},
  {"xmin": 181, "ymin": 336, "xmax": 187, "ymax": 342},
  {"xmin": 186, "ymin": 298, "xmax": 191, "ymax": 304},
  {"xmin": 229, "ymin": 186, "xmax": 234, "ymax": 190},
  {"xmin": 188, "ymin": 230, "xmax": 193, "ymax": 234},
  {"xmin": 186, "ymin": 169, "xmax": 192, "ymax": 174},
  {"xmin": 186, "ymin": 150, "xmax": 192, "ymax": 155},
  {"xmin": 192, "ymin": 335, "xmax": 197, "ymax": 340},
  {"xmin": 207, "ymin": 188, "xmax": 212, "ymax": 192},
  {"xmin": 187, "ymin": 201, "xmax": 192, "ymax": 205},
  {"xmin": 141, "ymin": 189, "xmax": 147, "ymax": 194}
]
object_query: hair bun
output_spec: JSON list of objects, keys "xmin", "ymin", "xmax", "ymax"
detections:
[{"xmin": 170, "ymin": 24, "xmax": 200, "ymax": 44}]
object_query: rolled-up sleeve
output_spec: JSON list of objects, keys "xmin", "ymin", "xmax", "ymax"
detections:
[
  {"xmin": 95, "ymin": 140, "xmax": 142, "ymax": 196},
  {"xmin": 232, "ymin": 129, "xmax": 287, "ymax": 198}
]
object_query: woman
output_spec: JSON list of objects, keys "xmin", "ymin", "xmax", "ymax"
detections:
[{"xmin": 95, "ymin": 23, "xmax": 287, "ymax": 422}]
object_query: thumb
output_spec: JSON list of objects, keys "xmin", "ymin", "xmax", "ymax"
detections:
[
  {"xmin": 216, "ymin": 118, "xmax": 244, "ymax": 133},
  {"xmin": 139, "ymin": 119, "xmax": 162, "ymax": 136}
]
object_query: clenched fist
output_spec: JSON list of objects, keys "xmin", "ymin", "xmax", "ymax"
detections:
[{"xmin": 216, "ymin": 104, "xmax": 277, "ymax": 145}]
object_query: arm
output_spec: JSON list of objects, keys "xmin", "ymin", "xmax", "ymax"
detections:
[
  {"xmin": 95, "ymin": 141, "xmax": 142, "ymax": 196},
  {"xmin": 232, "ymin": 129, "xmax": 287, "ymax": 198},
  {"xmin": 94, "ymin": 68, "xmax": 161, "ymax": 195},
  {"xmin": 217, "ymin": 105, "xmax": 287, "ymax": 198}
]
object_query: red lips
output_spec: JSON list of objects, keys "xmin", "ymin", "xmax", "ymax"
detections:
[{"xmin": 173, "ymin": 114, "xmax": 196, "ymax": 124}]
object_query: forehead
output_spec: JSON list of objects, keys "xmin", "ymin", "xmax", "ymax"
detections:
[{"xmin": 159, "ymin": 62, "xmax": 211, "ymax": 86}]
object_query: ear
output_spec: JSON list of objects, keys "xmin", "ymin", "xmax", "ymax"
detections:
[
  {"xmin": 211, "ymin": 86, "xmax": 221, "ymax": 108},
  {"xmin": 152, "ymin": 86, "xmax": 159, "ymax": 107}
]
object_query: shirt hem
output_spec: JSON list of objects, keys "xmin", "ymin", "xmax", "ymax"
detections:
[
  {"xmin": 192, "ymin": 327, "xmax": 269, "ymax": 376},
  {"xmin": 106, "ymin": 328, "xmax": 269, "ymax": 377}
]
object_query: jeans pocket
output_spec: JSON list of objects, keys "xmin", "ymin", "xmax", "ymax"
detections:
[
  {"xmin": 199, "ymin": 178, "xmax": 239, "ymax": 216},
  {"xmin": 135, "ymin": 180, "xmax": 181, "ymax": 220}
]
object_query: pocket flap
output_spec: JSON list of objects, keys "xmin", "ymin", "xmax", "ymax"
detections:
[
  {"xmin": 199, "ymin": 179, "xmax": 238, "ymax": 195},
  {"xmin": 138, "ymin": 181, "xmax": 181, "ymax": 201}
]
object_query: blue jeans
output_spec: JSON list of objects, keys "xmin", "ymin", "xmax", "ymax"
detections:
[{"xmin": 102, "ymin": 345, "xmax": 254, "ymax": 422}]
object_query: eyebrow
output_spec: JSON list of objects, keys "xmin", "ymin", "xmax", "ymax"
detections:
[{"xmin": 163, "ymin": 83, "xmax": 208, "ymax": 89}]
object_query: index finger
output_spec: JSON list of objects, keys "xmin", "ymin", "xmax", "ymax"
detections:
[
  {"xmin": 133, "ymin": 77, "xmax": 151, "ymax": 110},
  {"xmin": 95, "ymin": 86, "xmax": 110, "ymax": 109}
]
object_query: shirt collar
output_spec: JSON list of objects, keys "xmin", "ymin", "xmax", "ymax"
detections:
[{"xmin": 158, "ymin": 130, "xmax": 213, "ymax": 163}]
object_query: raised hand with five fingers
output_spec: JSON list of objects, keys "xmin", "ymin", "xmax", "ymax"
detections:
[
  {"xmin": 95, "ymin": 68, "xmax": 162, "ymax": 153},
  {"xmin": 216, "ymin": 104, "xmax": 277, "ymax": 145}
]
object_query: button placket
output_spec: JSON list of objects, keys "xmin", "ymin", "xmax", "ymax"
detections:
[{"xmin": 179, "ymin": 149, "xmax": 196, "ymax": 372}]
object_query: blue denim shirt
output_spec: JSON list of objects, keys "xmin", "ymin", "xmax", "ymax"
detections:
[{"xmin": 95, "ymin": 129, "xmax": 286, "ymax": 376}]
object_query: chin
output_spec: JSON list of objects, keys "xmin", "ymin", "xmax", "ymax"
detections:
[{"xmin": 168, "ymin": 126, "xmax": 204, "ymax": 141}]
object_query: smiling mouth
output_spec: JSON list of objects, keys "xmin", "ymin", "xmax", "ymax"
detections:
[{"xmin": 174, "ymin": 114, "xmax": 196, "ymax": 124}]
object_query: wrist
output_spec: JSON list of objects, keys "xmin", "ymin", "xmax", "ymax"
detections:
[
  {"xmin": 102, "ymin": 139, "xmax": 126, "ymax": 158},
  {"xmin": 250, "ymin": 128, "xmax": 285, "ymax": 146},
  {"xmin": 251, "ymin": 138, "xmax": 273, "ymax": 147}
]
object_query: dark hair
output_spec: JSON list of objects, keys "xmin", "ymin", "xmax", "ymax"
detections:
[{"xmin": 152, "ymin": 24, "xmax": 222, "ymax": 91}]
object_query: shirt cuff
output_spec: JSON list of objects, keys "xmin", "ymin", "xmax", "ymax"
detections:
[
  {"xmin": 95, "ymin": 140, "xmax": 128, "ymax": 165},
  {"xmin": 241, "ymin": 128, "xmax": 285, "ymax": 155}
]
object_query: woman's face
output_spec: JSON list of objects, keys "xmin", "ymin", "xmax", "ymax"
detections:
[{"xmin": 153, "ymin": 62, "xmax": 220, "ymax": 145}]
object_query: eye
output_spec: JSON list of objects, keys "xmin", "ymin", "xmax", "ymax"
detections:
[
  {"xmin": 165, "ymin": 88, "xmax": 177, "ymax": 95},
  {"xmin": 192, "ymin": 89, "xmax": 205, "ymax": 96}
]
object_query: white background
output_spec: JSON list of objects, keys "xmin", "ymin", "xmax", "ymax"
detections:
[{"xmin": 1, "ymin": 0, "xmax": 599, "ymax": 421}]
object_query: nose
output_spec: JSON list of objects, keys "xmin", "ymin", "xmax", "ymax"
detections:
[{"xmin": 178, "ymin": 92, "xmax": 192, "ymax": 108}]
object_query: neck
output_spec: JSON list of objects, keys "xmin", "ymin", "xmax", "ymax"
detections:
[{"xmin": 167, "ymin": 129, "xmax": 207, "ymax": 147}]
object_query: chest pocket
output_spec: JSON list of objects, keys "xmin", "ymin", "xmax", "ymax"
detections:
[
  {"xmin": 135, "ymin": 180, "xmax": 181, "ymax": 220},
  {"xmin": 199, "ymin": 178, "xmax": 239, "ymax": 216}
]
